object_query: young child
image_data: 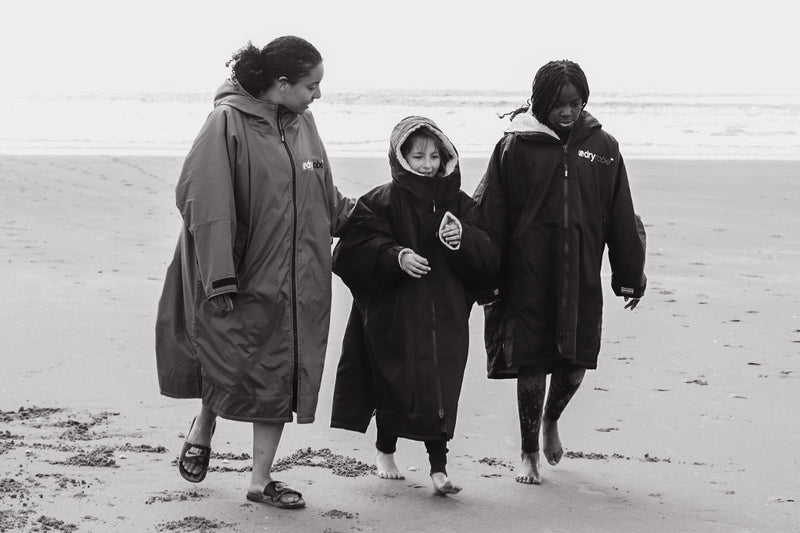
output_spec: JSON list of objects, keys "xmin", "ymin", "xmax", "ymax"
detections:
[
  {"xmin": 473, "ymin": 60, "xmax": 647, "ymax": 484},
  {"xmin": 330, "ymin": 116, "xmax": 498, "ymax": 495}
]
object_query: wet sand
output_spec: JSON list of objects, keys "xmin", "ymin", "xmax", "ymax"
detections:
[{"xmin": 1, "ymin": 155, "xmax": 799, "ymax": 532}]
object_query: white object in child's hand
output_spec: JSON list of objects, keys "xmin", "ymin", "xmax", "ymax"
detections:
[{"xmin": 438, "ymin": 211, "xmax": 462, "ymax": 250}]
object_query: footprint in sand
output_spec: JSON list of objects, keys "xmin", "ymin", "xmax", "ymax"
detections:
[{"xmin": 577, "ymin": 483, "xmax": 606, "ymax": 496}]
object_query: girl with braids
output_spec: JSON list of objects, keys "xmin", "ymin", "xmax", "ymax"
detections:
[
  {"xmin": 155, "ymin": 36, "xmax": 354, "ymax": 508},
  {"xmin": 473, "ymin": 60, "xmax": 647, "ymax": 484}
]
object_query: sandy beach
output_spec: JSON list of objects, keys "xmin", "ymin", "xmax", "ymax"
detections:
[{"xmin": 1, "ymin": 154, "xmax": 799, "ymax": 532}]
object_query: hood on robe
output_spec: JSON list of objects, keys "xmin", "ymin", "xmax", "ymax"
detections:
[
  {"xmin": 387, "ymin": 116, "xmax": 461, "ymax": 205},
  {"xmin": 504, "ymin": 108, "xmax": 602, "ymax": 142},
  {"xmin": 389, "ymin": 116, "xmax": 459, "ymax": 177},
  {"xmin": 212, "ymin": 79, "xmax": 287, "ymax": 121}
]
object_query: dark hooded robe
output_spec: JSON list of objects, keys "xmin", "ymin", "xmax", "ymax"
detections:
[
  {"xmin": 330, "ymin": 116, "xmax": 499, "ymax": 440},
  {"xmin": 473, "ymin": 109, "xmax": 647, "ymax": 378}
]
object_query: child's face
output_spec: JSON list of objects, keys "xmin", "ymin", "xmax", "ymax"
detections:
[
  {"xmin": 546, "ymin": 82, "xmax": 583, "ymax": 133},
  {"xmin": 403, "ymin": 136, "xmax": 441, "ymax": 177}
]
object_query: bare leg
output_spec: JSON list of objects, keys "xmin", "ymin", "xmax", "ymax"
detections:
[
  {"xmin": 517, "ymin": 450, "xmax": 541, "ymax": 485},
  {"xmin": 543, "ymin": 366, "xmax": 586, "ymax": 465},
  {"xmin": 541, "ymin": 418, "xmax": 562, "ymax": 467},
  {"xmin": 183, "ymin": 404, "xmax": 217, "ymax": 477},
  {"xmin": 247, "ymin": 422, "xmax": 301, "ymax": 505},
  {"xmin": 516, "ymin": 368, "xmax": 546, "ymax": 484}
]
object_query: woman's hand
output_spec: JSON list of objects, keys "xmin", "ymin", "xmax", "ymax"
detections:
[
  {"xmin": 210, "ymin": 294, "xmax": 234, "ymax": 312},
  {"xmin": 400, "ymin": 251, "xmax": 431, "ymax": 278}
]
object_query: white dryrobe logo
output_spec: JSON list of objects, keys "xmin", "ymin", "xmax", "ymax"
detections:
[
  {"xmin": 302, "ymin": 160, "xmax": 324, "ymax": 171},
  {"xmin": 577, "ymin": 149, "xmax": 614, "ymax": 166}
]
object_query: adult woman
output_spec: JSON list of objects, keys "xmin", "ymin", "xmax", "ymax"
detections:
[{"xmin": 155, "ymin": 35, "xmax": 353, "ymax": 509}]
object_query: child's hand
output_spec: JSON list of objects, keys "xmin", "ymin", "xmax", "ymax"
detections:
[{"xmin": 400, "ymin": 251, "xmax": 431, "ymax": 278}]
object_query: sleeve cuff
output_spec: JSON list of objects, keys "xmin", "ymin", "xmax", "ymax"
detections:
[
  {"xmin": 438, "ymin": 211, "xmax": 462, "ymax": 250},
  {"xmin": 207, "ymin": 277, "xmax": 238, "ymax": 299}
]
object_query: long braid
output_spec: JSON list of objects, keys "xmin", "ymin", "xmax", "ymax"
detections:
[{"xmin": 501, "ymin": 60, "xmax": 590, "ymax": 122}]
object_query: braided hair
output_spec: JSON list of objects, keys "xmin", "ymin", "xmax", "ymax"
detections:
[
  {"xmin": 501, "ymin": 60, "xmax": 590, "ymax": 122},
  {"xmin": 226, "ymin": 36, "xmax": 322, "ymax": 96}
]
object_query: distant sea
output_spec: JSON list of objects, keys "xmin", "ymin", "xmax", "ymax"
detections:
[{"xmin": 2, "ymin": 88, "xmax": 798, "ymax": 160}]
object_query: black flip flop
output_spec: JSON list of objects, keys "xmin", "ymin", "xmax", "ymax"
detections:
[
  {"xmin": 246, "ymin": 480, "xmax": 306, "ymax": 509},
  {"xmin": 178, "ymin": 416, "xmax": 215, "ymax": 483}
]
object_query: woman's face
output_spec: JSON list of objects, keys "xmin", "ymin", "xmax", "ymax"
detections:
[
  {"xmin": 280, "ymin": 62, "xmax": 324, "ymax": 114},
  {"xmin": 546, "ymin": 82, "xmax": 583, "ymax": 132}
]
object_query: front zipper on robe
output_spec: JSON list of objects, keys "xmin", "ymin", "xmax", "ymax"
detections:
[
  {"xmin": 558, "ymin": 144, "xmax": 569, "ymax": 355},
  {"xmin": 429, "ymin": 299, "xmax": 446, "ymax": 429},
  {"xmin": 278, "ymin": 109, "xmax": 300, "ymax": 411}
]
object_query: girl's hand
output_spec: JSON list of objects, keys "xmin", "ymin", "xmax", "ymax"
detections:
[
  {"xmin": 210, "ymin": 293, "xmax": 234, "ymax": 312},
  {"xmin": 400, "ymin": 251, "xmax": 431, "ymax": 278},
  {"xmin": 624, "ymin": 297, "xmax": 640, "ymax": 310}
]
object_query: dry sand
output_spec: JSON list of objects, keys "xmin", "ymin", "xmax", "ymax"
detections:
[{"xmin": 1, "ymin": 154, "xmax": 798, "ymax": 532}]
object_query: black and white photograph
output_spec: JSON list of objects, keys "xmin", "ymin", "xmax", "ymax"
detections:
[{"xmin": 1, "ymin": 1, "xmax": 798, "ymax": 531}]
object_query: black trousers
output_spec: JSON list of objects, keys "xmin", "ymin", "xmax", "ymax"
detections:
[{"xmin": 376, "ymin": 428, "xmax": 448, "ymax": 476}]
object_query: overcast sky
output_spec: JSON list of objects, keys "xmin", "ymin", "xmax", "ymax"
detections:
[{"xmin": 3, "ymin": 0, "xmax": 797, "ymax": 95}]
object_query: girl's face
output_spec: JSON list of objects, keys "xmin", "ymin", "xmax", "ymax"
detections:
[
  {"xmin": 279, "ymin": 63, "xmax": 324, "ymax": 114},
  {"xmin": 546, "ymin": 82, "xmax": 583, "ymax": 132},
  {"xmin": 403, "ymin": 136, "xmax": 441, "ymax": 177}
]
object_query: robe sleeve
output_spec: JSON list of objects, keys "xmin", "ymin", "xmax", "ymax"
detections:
[
  {"xmin": 473, "ymin": 139, "xmax": 509, "ymax": 254},
  {"xmin": 607, "ymin": 155, "xmax": 647, "ymax": 299},
  {"xmin": 332, "ymin": 191, "xmax": 406, "ymax": 290},
  {"xmin": 470, "ymin": 139, "xmax": 509, "ymax": 303},
  {"xmin": 442, "ymin": 192, "xmax": 500, "ymax": 286},
  {"xmin": 175, "ymin": 107, "xmax": 239, "ymax": 300}
]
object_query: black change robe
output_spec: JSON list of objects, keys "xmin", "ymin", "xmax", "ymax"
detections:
[
  {"xmin": 330, "ymin": 116, "xmax": 499, "ymax": 440},
  {"xmin": 474, "ymin": 110, "xmax": 647, "ymax": 378}
]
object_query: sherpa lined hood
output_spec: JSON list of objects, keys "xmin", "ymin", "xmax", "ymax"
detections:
[
  {"xmin": 387, "ymin": 116, "xmax": 461, "ymax": 206},
  {"xmin": 505, "ymin": 108, "xmax": 602, "ymax": 143},
  {"xmin": 389, "ymin": 116, "xmax": 459, "ymax": 177}
]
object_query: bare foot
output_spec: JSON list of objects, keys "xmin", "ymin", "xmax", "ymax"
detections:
[
  {"xmin": 542, "ymin": 417, "xmax": 563, "ymax": 466},
  {"xmin": 431, "ymin": 472, "xmax": 461, "ymax": 495},
  {"xmin": 515, "ymin": 451, "xmax": 541, "ymax": 484},
  {"xmin": 376, "ymin": 450, "xmax": 405, "ymax": 480}
]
